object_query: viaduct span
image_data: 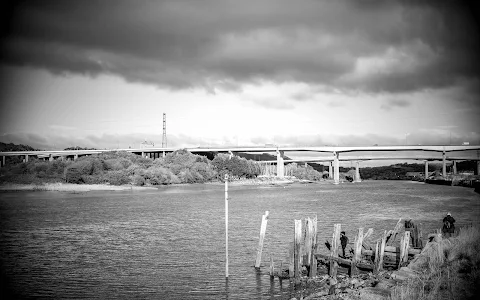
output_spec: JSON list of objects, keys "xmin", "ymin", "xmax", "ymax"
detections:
[{"xmin": 1, "ymin": 145, "xmax": 479, "ymax": 184}]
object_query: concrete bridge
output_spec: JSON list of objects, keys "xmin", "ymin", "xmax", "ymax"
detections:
[
  {"xmin": 1, "ymin": 145, "xmax": 479, "ymax": 184},
  {"xmin": 261, "ymin": 155, "xmax": 480, "ymax": 183}
]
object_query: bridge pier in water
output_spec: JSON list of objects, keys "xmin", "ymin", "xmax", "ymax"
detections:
[
  {"xmin": 424, "ymin": 161, "xmax": 429, "ymax": 180},
  {"xmin": 442, "ymin": 151, "xmax": 447, "ymax": 177},
  {"xmin": 328, "ymin": 162, "xmax": 333, "ymax": 179},
  {"xmin": 276, "ymin": 150, "xmax": 285, "ymax": 178},
  {"xmin": 333, "ymin": 152, "xmax": 340, "ymax": 184},
  {"xmin": 355, "ymin": 161, "xmax": 361, "ymax": 182}
]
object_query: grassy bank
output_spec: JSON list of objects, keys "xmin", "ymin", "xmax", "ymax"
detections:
[{"xmin": 391, "ymin": 225, "xmax": 480, "ymax": 300}]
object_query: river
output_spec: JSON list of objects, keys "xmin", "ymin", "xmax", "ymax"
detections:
[{"xmin": 1, "ymin": 180, "xmax": 479, "ymax": 299}]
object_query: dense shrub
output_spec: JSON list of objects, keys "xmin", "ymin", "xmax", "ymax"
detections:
[
  {"xmin": 103, "ymin": 170, "xmax": 130, "ymax": 185},
  {"xmin": 64, "ymin": 167, "xmax": 84, "ymax": 183},
  {"xmin": 144, "ymin": 166, "xmax": 180, "ymax": 185},
  {"xmin": 81, "ymin": 175, "xmax": 105, "ymax": 184},
  {"xmin": 212, "ymin": 153, "xmax": 260, "ymax": 179},
  {"xmin": 132, "ymin": 175, "xmax": 145, "ymax": 186},
  {"xmin": 288, "ymin": 164, "xmax": 323, "ymax": 181},
  {"xmin": 47, "ymin": 160, "xmax": 69, "ymax": 177}
]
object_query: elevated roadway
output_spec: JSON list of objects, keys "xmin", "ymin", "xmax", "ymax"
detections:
[{"xmin": 1, "ymin": 145, "xmax": 479, "ymax": 184}]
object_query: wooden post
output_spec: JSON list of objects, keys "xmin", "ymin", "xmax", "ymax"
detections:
[
  {"xmin": 412, "ymin": 225, "xmax": 419, "ymax": 247},
  {"xmin": 289, "ymin": 242, "xmax": 294, "ymax": 278},
  {"xmin": 225, "ymin": 174, "xmax": 229, "ymax": 278},
  {"xmin": 294, "ymin": 219, "xmax": 302, "ymax": 279},
  {"xmin": 269, "ymin": 257, "xmax": 275, "ymax": 279},
  {"xmin": 309, "ymin": 216, "xmax": 318, "ymax": 278},
  {"xmin": 352, "ymin": 228, "xmax": 364, "ymax": 276},
  {"xmin": 305, "ymin": 218, "xmax": 314, "ymax": 267},
  {"xmin": 254, "ymin": 211, "xmax": 270, "ymax": 269},
  {"xmin": 386, "ymin": 218, "xmax": 402, "ymax": 246},
  {"xmin": 374, "ymin": 241, "xmax": 380, "ymax": 273},
  {"xmin": 329, "ymin": 224, "xmax": 341, "ymax": 278},
  {"xmin": 363, "ymin": 228, "xmax": 373, "ymax": 240},
  {"xmin": 399, "ymin": 231, "xmax": 411, "ymax": 268},
  {"xmin": 375, "ymin": 230, "xmax": 387, "ymax": 274}
]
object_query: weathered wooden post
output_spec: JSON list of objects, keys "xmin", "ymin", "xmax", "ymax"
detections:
[
  {"xmin": 329, "ymin": 224, "xmax": 341, "ymax": 278},
  {"xmin": 375, "ymin": 230, "xmax": 387, "ymax": 274},
  {"xmin": 399, "ymin": 231, "xmax": 411, "ymax": 268},
  {"xmin": 294, "ymin": 219, "xmax": 302, "ymax": 279},
  {"xmin": 363, "ymin": 228, "xmax": 373, "ymax": 240},
  {"xmin": 225, "ymin": 174, "xmax": 229, "ymax": 278},
  {"xmin": 255, "ymin": 211, "xmax": 270, "ymax": 269},
  {"xmin": 386, "ymin": 218, "xmax": 402, "ymax": 246},
  {"xmin": 309, "ymin": 216, "xmax": 318, "ymax": 278},
  {"xmin": 305, "ymin": 218, "xmax": 314, "ymax": 267},
  {"xmin": 269, "ymin": 257, "xmax": 275, "ymax": 279},
  {"xmin": 289, "ymin": 242, "xmax": 294, "ymax": 278},
  {"xmin": 352, "ymin": 228, "xmax": 364, "ymax": 276}
]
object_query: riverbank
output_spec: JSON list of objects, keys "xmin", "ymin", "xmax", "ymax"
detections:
[
  {"xmin": 0, "ymin": 182, "xmax": 158, "ymax": 192},
  {"xmin": 291, "ymin": 225, "xmax": 480, "ymax": 300},
  {"xmin": 0, "ymin": 176, "xmax": 324, "ymax": 192}
]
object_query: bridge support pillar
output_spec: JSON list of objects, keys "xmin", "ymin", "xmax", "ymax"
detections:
[
  {"xmin": 424, "ymin": 161, "xmax": 429, "ymax": 181},
  {"xmin": 1, "ymin": 156, "xmax": 4, "ymax": 168},
  {"xmin": 442, "ymin": 151, "xmax": 447, "ymax": 177},
  {"xmin": 163, "ymin": 151, "xmax": 165, "ymax": 158},
  {"xmin": 276, "ymin": 150, "xmax": 284, "ymax": 178},
  {"xmin": 24, "ymin": 155, "xmax": 29, "ymax": 163},
  {"xmin": 328, "ymin": 161, "xmax": 333, "ymax": 179},
  {"xmin": 229, "ymin": 151, "xmax": 234, "ymax": 159},
  {"xmin": 74, "ymin": 154, "xmax": 78, "ymax": 161},
  {"xmin": 333, "ymin": 152, "xmax": 339, "ymax": 184},
  {"xmin": 49, "ymin": 154, "xmax": 54, "ymax": 162},
  {"xmin": 355, "ymin": 161, "xmax": 361, "ymax": 182},
  {"xmin": 476, "ymin": 161, "xmax": 480, "ymax": 176},
  {"xmin": 453, "ymin": 161, "xmax": 457, "ymax": 175}
]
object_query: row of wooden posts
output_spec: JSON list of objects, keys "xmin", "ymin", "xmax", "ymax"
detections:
[{"xmin": 254, "ymin": 214, "xmax": 422, "ymax": 282}]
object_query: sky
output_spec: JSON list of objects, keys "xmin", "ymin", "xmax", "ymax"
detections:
[{"xmin": 0, "ymin": 0, "xmax": 479, "ymax": 164}]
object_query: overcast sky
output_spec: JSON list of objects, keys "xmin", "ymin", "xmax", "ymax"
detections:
[{"xmin": 1, "ymin": 1, "xmax": 479, "ymax": 161}]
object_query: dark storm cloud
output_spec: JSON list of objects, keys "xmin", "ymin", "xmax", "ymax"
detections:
[{"xmin": 1, "ymin": 0, "xmax": 479, "ymax": 93}]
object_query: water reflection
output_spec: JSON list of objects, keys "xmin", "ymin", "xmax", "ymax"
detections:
[
  {"xmin": 255, "ymin": 268, "xmax": 262, "ymax": 300},
  {"xmin": 225, "ymin": 278, "xmax": 229, "ymax": 300}
]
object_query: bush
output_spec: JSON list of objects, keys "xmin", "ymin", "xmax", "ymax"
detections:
[
  {"xmin": 47, "ymin": 160, "xmax": 69, "ymax": 177},
  {"xmin": 212, "ymin": 153, "xmax": 259, "ymax": 179},
  {"xmin": 103, "ymin": 170, "xmax": 130, "ymax": 185},
  {"xmin": 132, "ymin": 175, "xmax": 145, "ymax": 186},
  {"xmin": 81, "ymin": 175, "xmax": 105, "ymax": 184},
  {"xmin": 65, "ymin": 167, "xmax": 84, "ymax": 184},
  {"xmin": 145, "ymin": 166, "xmax": 178, "ymax": 185}
]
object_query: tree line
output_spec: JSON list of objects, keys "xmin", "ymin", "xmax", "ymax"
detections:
[{"xmin": 0, "ymin": 149, "xmax": 324, "ymax": 186}]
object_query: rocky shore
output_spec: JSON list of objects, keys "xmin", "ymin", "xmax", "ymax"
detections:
[{"xmin": 288, "ymin": 230, "xmax": 478, "ymax": 300}]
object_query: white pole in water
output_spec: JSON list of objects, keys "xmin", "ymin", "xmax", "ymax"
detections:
[{"xmin": 225, "ymin": 174, "xmax": 229, "ymax": 278}]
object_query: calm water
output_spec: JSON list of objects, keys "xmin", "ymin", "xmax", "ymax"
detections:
[{"xmin": 1, "ymin": 181, "xmax": 479, "ymax": 299}]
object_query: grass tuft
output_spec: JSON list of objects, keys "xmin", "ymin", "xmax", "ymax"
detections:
[{"xmin": 391, "ymin": 225, "xmax": 480, "ymax": 300}]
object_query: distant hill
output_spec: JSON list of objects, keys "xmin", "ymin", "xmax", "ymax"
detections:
[{"xmin": 0, "ymin": 142, "xmax": 41, "ymax": 152}]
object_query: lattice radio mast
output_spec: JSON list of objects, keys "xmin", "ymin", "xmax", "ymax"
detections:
[{"xmin": 162, "ymin": 113, "xmax": 167, "ymax": 148}]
